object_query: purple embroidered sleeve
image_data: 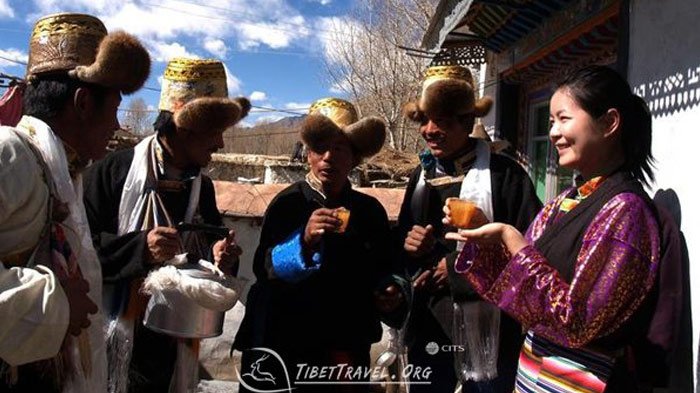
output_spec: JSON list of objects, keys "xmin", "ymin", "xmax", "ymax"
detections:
[
  {"xmin": 457, "ymin": 192, "xmax": 565, "ymax": 295},
  {"xmin": 455, "ymin": 242, "xmax": 509, "ymax": 295},
  {"xmin": 460, "ymin": 192, "xmax": 661, "ymax": 348}
]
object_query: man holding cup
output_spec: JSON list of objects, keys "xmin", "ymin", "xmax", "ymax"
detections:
[
  {"xmin": 397, "ymin": 65, "xmax": 541, "ymax": 393},
  {"xmin": 233, "ymin": 98, "xmax": 409, "ymax": 392}
]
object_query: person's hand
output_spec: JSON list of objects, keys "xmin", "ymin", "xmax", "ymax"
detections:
[
  {"xmin": 146, "ymin": 226, "xmax": 180, "ymax": 264},
  {"xmin": 413, "ymin": 268, "xmax": 432, "ymax": 291},
  {"xmin": 412, "ymin": 258, "xmax": 448, "ymax": 292},
  {"xmin": 445, "ymin": 223, "xmax": 528, "ymax": 255},
  {"xmin": 213, "ymin": 229, "xmax": 242, "ymax": 276},
  {"xmin": 303, "ymin": 208, "xmax": 341, "ymax": 249},
  {"xmin": 442, "ymin": 200, "xmax": 489, "ymax": 229},
  {"xmin": 431, "ymin": 258, "xmax": 449, "ymax": 290},
  {"xmin": 374, "ymin": 284, "xmax": 404, "ymax": 314},
  {"xmin": 403, "ymin": 224, "xmax": 435, "ymax": 258},
  {"xmin": 60, "ymin": 276, "xmax": 98, "ymax": 336}
]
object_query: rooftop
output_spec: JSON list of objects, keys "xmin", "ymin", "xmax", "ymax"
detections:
[{"xmin": 214, "ymin": 181, "xmax": 406, "ymax": 221}]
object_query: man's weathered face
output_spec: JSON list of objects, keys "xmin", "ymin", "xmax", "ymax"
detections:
[
  {"xmin": 419, "ymin": 115, "xmax": 472, "ymax": 159},
  {"xmin": 306, "ymin": 132, "xmax": 355, "ymax": 189},
  {"xmin": 80, "ymin": 87, "xmax": 121, "ymax": 160},
  {"xmin": 180, "ymin": 128, "xmax": 226, "ymax": 168}
]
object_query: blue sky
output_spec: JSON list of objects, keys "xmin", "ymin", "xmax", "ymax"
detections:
[{"xmin": 0, "ymin": 0, "xmax": 357, "ymax": 125}]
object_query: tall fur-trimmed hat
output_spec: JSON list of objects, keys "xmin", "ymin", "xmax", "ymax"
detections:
[
  {"xmin": 403, "ymin": 65, "xmax": 493, "ymax": 122},
  {"xmin": 26, "ymin": 13, "xmax": 150, "ymax": 94},
  {"xmin": 158, "ymin": 58, "xmax": 250, "ymax": 133},
  {"xmin": 301, "ymin": 98, "xmax": 386, "ymax": 160}
]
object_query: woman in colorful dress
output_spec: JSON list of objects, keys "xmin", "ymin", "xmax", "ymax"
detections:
[{"xmin": 444, "ymin": 65, "xmax": 661, "ymax": 393}]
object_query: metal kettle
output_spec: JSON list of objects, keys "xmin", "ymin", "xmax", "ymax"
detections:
[{"xmin": 143, "ymin": 262, "xmax": 231, "ymax": 338}]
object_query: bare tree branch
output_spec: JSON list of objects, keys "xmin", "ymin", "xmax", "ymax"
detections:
[
  {"xmin": 320, "ymin": 0, "xmax": 435, "ymax": 152},
  {"xmin": 120, "ymin": 98, "xmax": 154, "ymax": 136}
]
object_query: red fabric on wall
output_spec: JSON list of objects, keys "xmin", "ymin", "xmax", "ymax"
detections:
[{"xmin": 0, "ymin": 84, "xmax": 25, "ymax": 127}]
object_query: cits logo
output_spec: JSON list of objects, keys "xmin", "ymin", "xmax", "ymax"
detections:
[
  {"xmin": 425, "ymin": 342, "xmax": 439, "ymax": 355},
  {"xmin": 424, "ymin": 342, "xmax": 466, "ymax": 355},
  {"xmin": 236, "ymin": 347, "xmax": 295, "ymax": 393}
]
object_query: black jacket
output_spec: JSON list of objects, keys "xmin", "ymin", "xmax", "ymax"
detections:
[
  {"xmin": 234, "ymin": 180, "xmax": 396, "ymax": 352},
  {"xmin": 83, "ymin": 147, "xmax": 222, "ymax": 284}
]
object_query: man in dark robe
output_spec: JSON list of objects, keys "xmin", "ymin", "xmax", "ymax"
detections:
[
  {"xmin": 397, "ymin": 65, "xmax": 542, "ymax": 393},
  {"xmin": 83, "ymin": 58, "xmax": 250, "ymax": 392},
  {"xmin": 233, "ymin": 98, "xmax": 408, "ymax": 393}
]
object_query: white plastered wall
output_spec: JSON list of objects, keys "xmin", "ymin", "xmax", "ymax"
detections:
[{"xmin": 628, "ymin": 0, "xmax": 700, "ymax": 390}]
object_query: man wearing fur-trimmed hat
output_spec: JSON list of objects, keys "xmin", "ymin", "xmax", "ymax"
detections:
[
  {"xmin": 397, "ymin": 65, "xmax": 541, "ymax": 393},
  {"xmin": 0, "ymin": 12, "xmax": 150, "ymax": 393},
  {"xmin": 233, "ymin": 98, "xmax": 408, "ymax": 392},
  {"xmin": 82, "ymin": 58, "xmax": 249, "ymax": 392}
]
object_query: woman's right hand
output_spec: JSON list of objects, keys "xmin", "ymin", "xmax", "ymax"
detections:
[
  {"xmin": 445, "ymin": 223, "xmax": 528, "ymax": 255},
  {"xmin": 303, "ymin": 208, "xmax": 341, "ymax": 248},
  {"xmin": 445, "ymin": 223, "xmax": 508, "ymax": 243}
]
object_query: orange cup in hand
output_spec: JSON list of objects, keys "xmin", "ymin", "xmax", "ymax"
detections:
[
  {"xmin": 335, "ymin": 207, "xmax": 351, "ymax": 233},
  {"xmin": 447, "ymin": 198, "xmax": 478, "ymax": 228}
]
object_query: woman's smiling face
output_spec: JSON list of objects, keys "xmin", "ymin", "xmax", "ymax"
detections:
[{"xmin": 549, "ymin": 88, "xmax": 611, "ymax": 177}]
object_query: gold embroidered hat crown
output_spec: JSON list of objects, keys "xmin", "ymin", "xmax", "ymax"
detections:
[
  {"xmin": 27, "ymin": 13, "xmax": 151, "ymax": 94},
  {"xmin": 301, "ymin": 97, "xmax": 386, "ymax": 160},
  {"xmin": 308, "ymin": 98, "xmax": 359, "ymax": 127},
  {"xmin": 403, "ymin": 65, "xmax": 493, "ymax": 122},
  {"xmin": 159, "ymin": 58, "xmax": 250, "ymax": 133}
]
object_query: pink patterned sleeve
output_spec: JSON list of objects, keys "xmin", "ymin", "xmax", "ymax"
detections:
[{"xmin": 458, "ymin": 193, "xmax": 661, "ymax": 348}]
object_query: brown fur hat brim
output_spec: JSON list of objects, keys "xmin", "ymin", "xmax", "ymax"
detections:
[
  {"xmin": 301, "ymin": 114, "xmax": 386, "ymax": 159},
  {"xmin": 70, "ymin": 31, "xmax": 151, "ymax": 94},
  {"xmin": 421, "ymin": 78, "xmax": 475, "ymax": 119},
  {"xmin": 402, "ymin": 101, "xmax": 424, "ymax": 123},
  {"xmin": 300, "ymin": 114, "xmax": 344, "ymax": 151},
  {"xmin": 174, "ymin": 97, "xmax": 245, "ymax": 133},
  {"xmin": 234, "ymin": 97, "xmax": 251, "ymax": 119},
  {"xmin": 344, "ymin": 116, "xmax": 386, "ymax": 158},
  {"xmin": 409, "ymin": 78, "xmax": 493, "ymax": 121}
]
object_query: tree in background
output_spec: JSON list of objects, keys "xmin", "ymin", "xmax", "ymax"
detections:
[
  {"xmin": 321, "ymin": 0, "xmax": 435, "ymax": 152},
  {"xmin": 120, "ymin": 97, "xmax": 154, "ymax": 136}
]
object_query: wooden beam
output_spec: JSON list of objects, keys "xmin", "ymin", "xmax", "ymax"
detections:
[{"xmin": 505, "ymin": 3, "xmax": 620, "ymax": 76}]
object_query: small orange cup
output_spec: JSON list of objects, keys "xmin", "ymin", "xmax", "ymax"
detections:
[
  {"xmin": 447, "ymin": 198, "xmax": 478, "ymax": 228},
  {"xmin": 335, "ymin": 207, "xmax": 351, "ymax": 233}
]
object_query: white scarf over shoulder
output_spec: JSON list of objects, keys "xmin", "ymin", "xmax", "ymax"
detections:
[
  {"xmin": 15, "ymin": 115, "xmax": 107, "ymax": 393},
  {"xmin": 118, "ymin": 134, "xmax": 201, "ymax": 235}
]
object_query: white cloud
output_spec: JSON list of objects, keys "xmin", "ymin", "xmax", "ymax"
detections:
[
  {"xmin": 308, "ymin": 0, "xmax": 331, "ymax": 5},
  {"xmin": 249, "ymin": 91, "xmax": 267, "ymax": 101},
  {"xmin": 284, "ymin": 101, "xmax": 310, "ymax": 112},
  {"xmin": 0, "ymin": 0, "xmax": 14, "ymax": 18},
  {"xmin": 148, "ymin": 40, "xmax": 198, "ymax": 62},
  {"xmin": 203, "ymin": 38, "xmax": 228, "ymax": 58},
  {"xmin": 329, "ymin": 80, "xmax": 351, "ymax": 94},
  {"xmin": 237, "ymin": 15, "xmax": 310, "ymax": 50},
  {"xmin": 222, "ymin": 63, "xmax": 242, "ymax": 96},
  {"xmin": 29, "ymin": 0, "xmax": 314, "ymax": 53},
  {"xmin": 0, "ymin": 48, "xmax": 27, "ymax": 70},
  {"xmin": 254, "ymin": 114, "xmax": 284, "ymax": 124},
  {"xmin": 316, "ymin": 16, "xmax": 360, "ymax": 64},
  {"xmin": 100, "ymin": 2, "xmax": 211, "ymax": 40},
  {"xmin": 238, "ymin": 23, "xmax": 295, "ymax": 50}
]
